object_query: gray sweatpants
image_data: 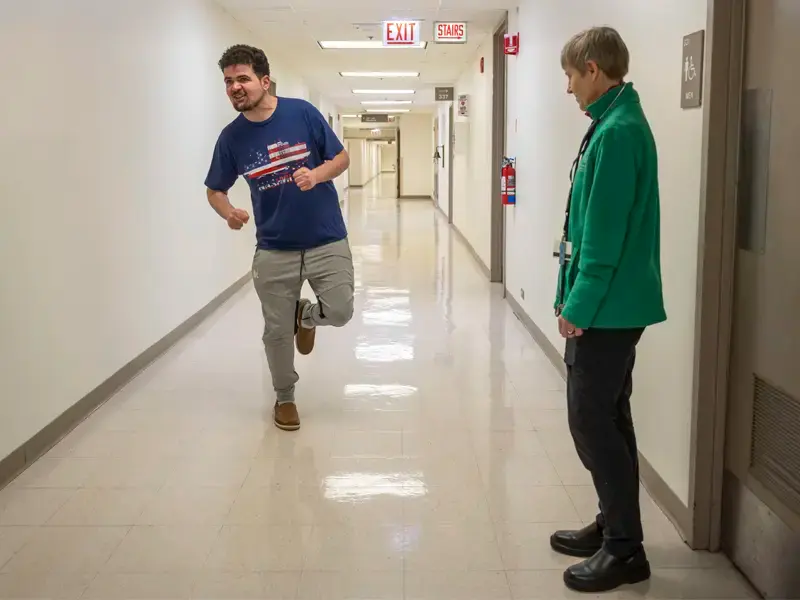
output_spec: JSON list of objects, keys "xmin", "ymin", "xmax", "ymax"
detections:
[{"xmin": 252, "ymin": 238, "xmax": 355, "ymax": 404}]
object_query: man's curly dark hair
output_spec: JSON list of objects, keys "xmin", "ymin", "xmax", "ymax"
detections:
[{"xmin": 218, "ymin": 44, "xmax": 271, "ymax": 79}]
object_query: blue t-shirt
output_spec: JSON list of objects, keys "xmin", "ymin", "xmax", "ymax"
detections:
[{"xmin": 205, "ymin": 97, "xmax": 347, "ymax": 250}]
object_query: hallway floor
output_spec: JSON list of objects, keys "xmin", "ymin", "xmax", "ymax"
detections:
[{"xmin": 0, "ymin": 175, "xmax": 755, "ymax": 599}]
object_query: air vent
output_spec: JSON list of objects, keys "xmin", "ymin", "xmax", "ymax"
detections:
[{"xmin": 749, "ymin": 375, "xmax": 800, "ymax": 511}]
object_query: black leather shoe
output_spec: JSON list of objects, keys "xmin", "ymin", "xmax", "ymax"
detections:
[
  {"xmin": 563, "ymin": 547, "xmax": 651, "ymax": 593},
  {"xmin": 550, "ymin": 522, "xmax": 604, "ymax": 557}
]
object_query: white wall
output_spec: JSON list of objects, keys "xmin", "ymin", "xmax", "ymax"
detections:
[
  {"xmin": 0, "ymin": 0, "xmax": 329, "ymax": 462},
  {"xmin": 346, "ymin": 139, "xmax": 367, "ymax": 186},
  {"xmin": 504, "ymin": 0, "xmax": 708, "ymax": 503},
  {"xmin": 451, "ymin": 38, "xmax": 494, "ymax": 267},
  {"xmin": 365, "ymin": 141, "xmax": 379, "ymax": 182},
  {"xmin": 399, "ymin": 113, "xmax": 434, "ymax": 198},
  {"xmin": 380, "ymin": 143, "xmax": 397, "ymax": 172},
  {"xmin": 435, "ymin": 104, "xmax": 452, "ymax": 217},
  {"xmin": 344, "ymin": 139, "xmax": 380, "ymax": 186}
]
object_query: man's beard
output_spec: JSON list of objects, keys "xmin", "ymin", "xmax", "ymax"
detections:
[{"xmin": 233, "ymin": 89, "xmax": 266, "ymax": 112}]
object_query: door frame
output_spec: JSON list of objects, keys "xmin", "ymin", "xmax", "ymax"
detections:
[
  {"xmin": 489, "ymin": 16, "xmax": 508, "ymax": 284},
  {"xmin": 395, "ymin": 126, "xmax": 402, "ymax": 199},
  {"xmin": 685, "ymin": 0, "xmax": 746, "ymax": 551},
  {"xmin": 448, "ymin": 103, "xmax": 455, "ymax": 223},
  {"xmin": 433, "ymin": 117, "xmax": 439, "ymax": 204}
]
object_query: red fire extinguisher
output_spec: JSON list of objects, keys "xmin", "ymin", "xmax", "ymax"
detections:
[{"xmin": 501, "ymin": 158, "xmax": 516, "ymax": 205}]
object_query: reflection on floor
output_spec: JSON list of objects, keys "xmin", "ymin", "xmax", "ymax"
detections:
[{"xmin": 0, "ymin": 174, "xmax": 755, "ymax": 598}]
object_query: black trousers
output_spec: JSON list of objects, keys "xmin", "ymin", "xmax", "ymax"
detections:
[{"xmin": 564, "ymin": 327, "xmax": 645, "ymax": 558}]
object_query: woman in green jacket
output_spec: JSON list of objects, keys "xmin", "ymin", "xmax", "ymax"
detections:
[{"xmin": 549, "ymin": 26, "xmax": 666, "ymax": 594}]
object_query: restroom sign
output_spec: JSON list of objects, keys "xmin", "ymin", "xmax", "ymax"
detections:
[
  {"xmin": 434, "ymin": 22, "xmax": 467, "ymax": 44},
  {"xmin": 680, "ymin": 30, "xmax": 704, "ymax": 108},
  {"xmin": 383, "ymin": 20, "xmax": 421, "ymax": 46}
]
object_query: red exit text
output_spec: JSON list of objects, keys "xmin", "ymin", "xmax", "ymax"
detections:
[{"xmin": 384, "ymin": 21, "xmax": 419, "ymax": 45}]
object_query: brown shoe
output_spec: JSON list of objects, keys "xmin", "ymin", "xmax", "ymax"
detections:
[
  {"xmin": 274, "ymin": 402, "xmax": 300, "ymax": 431},
  {"xmin": 295, "ymin": 299, "xmax": 316, "ymax": 355}
]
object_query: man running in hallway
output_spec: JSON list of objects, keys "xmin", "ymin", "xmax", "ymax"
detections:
[
  {"xmin": 205, "ymin": 44, "xmax": 354, "ymax": 431},
  {"xmin": 551, "ymin": 27, "xmax": 667, "ymax": 593}
]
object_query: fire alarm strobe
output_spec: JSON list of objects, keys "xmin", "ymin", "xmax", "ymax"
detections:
[{"xmin": 504, "ymin": 33, "xmax": 519, "ymax": 55}]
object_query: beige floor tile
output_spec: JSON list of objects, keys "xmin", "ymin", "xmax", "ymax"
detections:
[
  {"xmin": 0, "ymin": 528, "xmax": 36, "ymax": 571},
  {"xmin": 82, "ymin": 572, "xmax": 195, "ymax": 599},
  {"xmin": 401, "ymin": 431, "xmax": 474, "ymax": 458},
  {"xmin": 403, "ymin": 484, "xmax": 492, "ymax": 525},
  {"xmin": 487, "ymin": 485, "xmax": 582, "ymax": 523},
  {"xmin": 329, "ymin": 431, "xmax": 403, "ymax": 458},
  {"xmin": 204, "ymin": 525, "xmax": 311, "ymax": 571},
  {"xmin": 137, "ymin": 486, "xmax": 239, "ymax": 525},
  {"xmin": 82, "ymin": 455, "xmax": 172, "ymax": 488},
  {"xmin": 478, "ymin": 454, "xmax": 564, "ymax": 489},
  {"xmin": 0, "ymin": 489, "xmax": 75, "ymax": 526},
  {"xmin": 225, "ymin": 484, "xmax": 322, "ymax": 525},
  {"xmin": 403, "ymin": 523, "xmax": 503, "ymax": 571},
  {"xmin": 2, "ymin": 526, "xmax": 128, "ymax": 573},
  {"xmin": 295, "ymin": 570, "xmax": 403, "ymax": 600},
  {"xmin": 191, "ymin": 570, "xmax": 301, "ymax": 599},
  {"xmin": 303, "ymin": 524, "xmax": 404, "ymax": 571},
  {"xmin": 0, "ymin": 571, "xmax": 95, "ymax": 599},
  {"xmin": 103, "ymin": 525, "xmax": 220, "ymax": 573},
  {"xmin": 47, "ymin": 488, "xmax": 155, "ymax": 525},
  {"xmin": 405, "ymin": 570, "xmax": 512, "ymax": 599}
]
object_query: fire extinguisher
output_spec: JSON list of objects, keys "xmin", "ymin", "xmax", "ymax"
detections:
[{"xmin": 501, "ymin": 157, "xmax": 516, "ymax": 205}]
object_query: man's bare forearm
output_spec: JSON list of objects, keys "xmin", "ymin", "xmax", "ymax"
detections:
[
  {"xmin": 207, "ymin": 188, "xmax": 234, "ymax": 220},
  {"xmin": 313, "ymin": 150, "xmax": 350, "ymax": 183}
]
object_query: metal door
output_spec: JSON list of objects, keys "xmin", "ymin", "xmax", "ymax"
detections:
[{"xmin": 722, "ymin": 1, "xmax": 800, "ymax": 597}]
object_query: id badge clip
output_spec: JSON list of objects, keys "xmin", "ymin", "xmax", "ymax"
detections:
[{"xmin": 552, "ymin": 239, "xmax": 573, "ymax": 266}]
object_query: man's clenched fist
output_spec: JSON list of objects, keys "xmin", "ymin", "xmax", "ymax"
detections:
[
  {"xmin": 226, "ymin": 207, "xmax": 250, "ymax": 230},
  {"xmin": 293, "ymin": 167, "xmax": 317, "ymax": 191}
]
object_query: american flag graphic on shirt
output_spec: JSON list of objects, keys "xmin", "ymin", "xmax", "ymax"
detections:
[{"xmin": 244, "ymin": 141, "xmax": 311, "ymax": 191}]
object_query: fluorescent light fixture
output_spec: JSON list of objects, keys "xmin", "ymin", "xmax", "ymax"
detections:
[
  {"xmin": 319, "ymin": 40, "xmax": 426, "ymax": 49},
  {"xmin": 340, "ymin": 71, "xmax": 420, "ymax": 78},
  {"xmin": 361, "ymin": 100, "xmax": 412, "ymax": 105},
  {"xmin": 352, "ymin": 89, "xmax": 415, "ymax": 95},
  {"xmin": 340, "ymin": 114, "xmax": 359, "ymax": 118},
  {"xmin": 366, "ymin": 109, "xmax": 410, "ymax": 113}
]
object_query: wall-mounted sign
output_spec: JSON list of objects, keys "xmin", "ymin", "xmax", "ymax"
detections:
[
  {"xmin": 435, "ymin": 86, "xmax": 455, "ymax": 102},
  {"xmin": 434, "ymin": 22, "xmax": 467, "ymax": 44},
  {"xmin": 361, "ymin": 113, "xmax": 389, "ymax": 123},
  {"xmin": 458, "ymin": 94, "xmax": 468, "ymax": 117},
  {"xmin": 681, "ymin": 30, "xmax": 705, "ymax": 109},
  {"xmin": 382, "ymin": 20, "xmax": 421, "ymax": 47}
]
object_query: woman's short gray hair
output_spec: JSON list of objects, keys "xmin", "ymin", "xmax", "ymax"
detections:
[{"xmin": 560, "ymin": 26, "xmax": 630, "ymax": 80}]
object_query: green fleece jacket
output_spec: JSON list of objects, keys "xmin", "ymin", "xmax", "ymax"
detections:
[{"xmin": 556, "ymin": 83, "xmax": 667, "ymax": 329}]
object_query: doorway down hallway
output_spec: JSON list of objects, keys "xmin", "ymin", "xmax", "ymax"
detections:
[{"xmin": 0, "ymin": 175, "xmax": 755, "ymax": 598}]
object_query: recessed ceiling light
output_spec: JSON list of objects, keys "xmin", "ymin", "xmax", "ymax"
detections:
[
  {"xmin": 319, "ymin": 40, "xmax": 426, "ymax": 50},
  {"xmin": 366, "ymin": 109, "xmax": 410, "ymax": 113},
  {"xmin": 340, "ymin": 71, "xmax": 420, "ymax": 78},
  {"xmin": 361, "ymin": 100, "xmax": 412, "ymax": 105},
  {"xmin": 352, "ymin": 89, "xmax": 415, "ymax": 95}
]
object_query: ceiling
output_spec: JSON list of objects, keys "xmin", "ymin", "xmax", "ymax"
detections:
[{"xmin": 215, "ymin": 0, "xmax": 513, "ymax": 115}]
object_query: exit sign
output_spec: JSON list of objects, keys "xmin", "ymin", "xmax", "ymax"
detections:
[
  {"xmin": 383, "ymin": 20, "xmax": 421, "ymax": 46},
  {"xmin": 434, "ymin": 22, "xmax": 467, "ymax": 44}
]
